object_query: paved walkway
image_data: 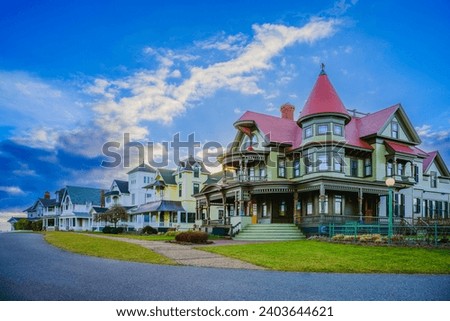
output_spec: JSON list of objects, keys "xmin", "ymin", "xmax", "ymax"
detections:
[{"xmin": 85, "ymin": 234, "xmax": 265, "ymax": 270}]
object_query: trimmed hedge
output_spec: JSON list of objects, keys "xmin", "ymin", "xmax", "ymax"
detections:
[
  {"xmin": 141, "ymin": 226, "xmax": 158, "ymax": 235},
  {"xmin": 175, "ymin": 231, "xmax": 208, "ymax": 244},
  {"xmin": 102, "ymin": 226, "xmax": 124, "ymax": 234}
]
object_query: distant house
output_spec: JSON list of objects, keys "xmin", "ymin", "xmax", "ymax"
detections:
[
  {"xmin": 127, "ymin": 157, "xmax": 217, "ymax": 231},
  {"xmin": 7, "ymin": 216, "xmax": 27, "ymax": 231},
  {"xmin": 21, "ymin": 191, "xmax": 59, "ymax": 230},
  {"xmin": 58, "ymin": 186, "xmax": 104, "ymax": 231},
  {"xmin": 104, "ymin": 179, "xmax": 131, "ymax": 207}
]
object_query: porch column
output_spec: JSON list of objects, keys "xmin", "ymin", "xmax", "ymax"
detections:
[
  {"xmin": 222, "ymin": 192, "xmax": 227, "ymax": 225},
  {"xmin": 239, "ymin": 200, "xmax": 245, "ymax": 216},
  {"xmin": 195, "ymin": 200, "xmax": 199, "ymax": 220},
  {"xmin": 358, "ymin": 188, "xmax": 363, "ymax": 221},
  {"xmin": 293, "ymin": 191, "xmax": 300, "ymax": 224},
  {"xmin": 407, "ymin": 161, "xmax": 413, "ymax": 178},
  {"xmin": 319, "ymin": 184, "xmax": 326, "ymax": 224},
  {"xmin": 205, "ymin": 197, "xmax": 211, "ymax": 224}
]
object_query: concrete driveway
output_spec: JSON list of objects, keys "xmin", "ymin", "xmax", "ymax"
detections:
[{"xmin": 0, "ymin": 233, "xmax": 449, "ymax": 301}]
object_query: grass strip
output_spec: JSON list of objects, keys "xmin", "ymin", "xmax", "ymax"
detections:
[
  {"xmin": 45, "ymin": 232, "xmax": 176, "ymax": 265},
  {"xmin": 200, "ymin": 240, "xmax": 450, "ymax": 274}
]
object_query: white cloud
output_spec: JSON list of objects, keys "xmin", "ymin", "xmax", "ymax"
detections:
[
  {"xmin": 196, "ymin": 32, "xmax": 248, "ymax": 53},
  {"xmin": 0, "ymin": 186, "xmax": 26, "ymax": 195},
  {"xmin": 12, "ymin": 163, "xmax": 37, "ymax": 177},
  {"xmin": 416, "ymin": 124, "xmax": 450, "ymax": 141},
  {"xmin": 266, "ymin": 103, "xmax": 276, "ymax": 112},
  {"xmin": 416, "ymin": 124, "xmax": 450, "ymax": 156},
  {"xmin": 5, "ymin": 18, "xmax": 340, "ymax": 161},
  {"xmin": 89, "ymin": 18, "xmax": 340, "ymax": 143}
]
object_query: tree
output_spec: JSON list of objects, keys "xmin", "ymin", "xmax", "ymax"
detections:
[
  {"xmin": 95, "ymin": 205, "xmax": 128, "ymax": 228},
  {"xmin": 14, "ymin": 218, "xmax": 32, "ymax": 230}
]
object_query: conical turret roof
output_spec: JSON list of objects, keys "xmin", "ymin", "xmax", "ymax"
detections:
[{"xmin": 298, "ymin": 68, "xmax": 350, "ymax": 124}]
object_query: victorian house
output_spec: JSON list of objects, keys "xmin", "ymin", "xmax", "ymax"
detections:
[
  {"xmin": 195, "ymin": 68, "xmax": 450, "ymax": 235},
  {"xmin": 128, "ymin": 156, "xmax": 213, "ymax": 231}
]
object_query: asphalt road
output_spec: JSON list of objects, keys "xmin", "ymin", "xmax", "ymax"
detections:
[{"xmin": 0, "ymin": 233, "xmax": 449, "ymax": 301}]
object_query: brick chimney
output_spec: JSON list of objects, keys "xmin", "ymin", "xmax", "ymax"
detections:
[
  {"xmin": 44, "ymin": 191, "xmax": 51, "ymax": 199},
  {"xmin": 100, "ymin": 190, "xmax": 105, "ymax": 208},
  {"xmin": 280, "ymin": 103, "xmax": 295, "ymax": 120}
]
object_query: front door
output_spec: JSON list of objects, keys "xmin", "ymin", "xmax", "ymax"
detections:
[
  {"xmin": 271, "ymin": 197, "xmax": 294, "ymax": 223},
  {"xmin": 364, "ymin": 195, "xmax": 378, "ymax": 223}
]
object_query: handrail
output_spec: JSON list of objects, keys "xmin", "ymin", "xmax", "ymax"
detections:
[{"xmin": 230, "ymin": 221, "xmax": 242, "ymax": 237}]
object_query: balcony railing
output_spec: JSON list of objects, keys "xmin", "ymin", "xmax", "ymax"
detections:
[{"xmin": 228, "ymin": 175, "xmax": 267, "ymax": 183}]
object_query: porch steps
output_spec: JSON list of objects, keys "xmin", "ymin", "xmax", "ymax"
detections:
[{"xmin": 233, "ymin": 224, "xmax": 306, "ymax": 241}]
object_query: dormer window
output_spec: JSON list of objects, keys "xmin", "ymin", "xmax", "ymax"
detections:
[
  {"xmin": 430, "ymin": 171, "xmax": 437, "ymax": 188},
  {"xmin": 304, "ymin": 126, "xmax": 313, "ymax": 138},
  {"xmin": 391, "ymin": 121, "xmax": 399, "ymax": 139},
  {"xmin": 193, "ymin": 165, "xmax": 200, "ymax": 178}
]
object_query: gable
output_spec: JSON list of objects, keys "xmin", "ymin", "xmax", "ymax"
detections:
[
  {"xmin": 424, "ymin": 152, "xmax": 450, "ymax": 177},
  {"xmin": 378, "ymin": 106, "xmax": 421, "ymax": 144},
  {"xmin": 239, "ymin": 129, "xmax": 268, "ymax": 152}
]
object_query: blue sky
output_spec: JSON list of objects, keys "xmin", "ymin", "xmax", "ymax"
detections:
[{"xmin": 1, "ymin": 0, "xmax": 449, "ymax": 213}]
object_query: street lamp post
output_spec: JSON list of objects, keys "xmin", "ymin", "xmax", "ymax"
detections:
[{"xmin": 385, "ymin": 177, "xmax": 396, "ymax": 243}]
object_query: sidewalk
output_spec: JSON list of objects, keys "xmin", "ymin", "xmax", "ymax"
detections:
[{"xmin": 86, "ymin": 234, "xmax": 265, "ymax": 270}]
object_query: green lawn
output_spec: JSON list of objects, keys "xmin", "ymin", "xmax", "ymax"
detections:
[
  {"xmin": 91, "ymin": 233, "xmax": 176, "ymax": 241},
  {"xmin": 45, "ymin": 232, "xmax": 176, "ymax": 265},
  {"xmin": 199, "ymin": 240, "xmax": 450, "ymax": 274}
]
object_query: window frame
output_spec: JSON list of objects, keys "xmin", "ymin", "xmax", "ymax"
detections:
[
  {"xmin": 317, "ymin": 123, "xmax": 329, "ymax": 135},
  {"xmin": 304, "ymin": 125, "xmax": 313, "ymax": 138},
  {"xmin": 193, "ymin": 183, "xmax": 200, "ymax": 195},
  {"xmin": 364, "ymin": 157, "xmax": 372, "ymax": 177},
  {"xmin": 278, "ymin": 157, "xmax": 286, "ymax": 178},
  {"xmin": 334, "ymin": 195, "xmax": 343, "ymax": 215},
  {"xmin": 193, "ymin": 166, "xmax": 200, "ymax": 178},
  {"xmin": 293, "ymin": 158, "xmax": 300, "ymax": 177},
  {"xmin": 386, "ymin": 161, "xmax": 393, "ymax": 177},
  {"xmin": 391, "ymin": 121, "xmax": 399, "ymax": 139},
  {"xmin": 430, "ymin": 171, "xmax": 437, "ymax": 188},
  {"xmin": 413, "ymin": 165, "xmax": 419, "ymax": 182},
  {"xmin": 333, "ymin": 124, "xmax": 343, "ymax": 136},
  {"xmin": 317, "ymin": 152, "xmax": 330, "ymax": 171},
  {"xmin": 350, "ymin": 159, "xmax": 359, "ymax": 177}
]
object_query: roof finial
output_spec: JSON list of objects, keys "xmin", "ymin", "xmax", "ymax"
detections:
[{"xmin": 320, "ymin": 62, "xmax": 326, "ymax": 75}]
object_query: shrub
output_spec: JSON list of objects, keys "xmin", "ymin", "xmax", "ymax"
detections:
[
  {"xmin": 165, "ymin": 230, "xmax": 181, "ymax": 237},
  {"xmin": 358, "ymin": 234, "xmax": 382, "ymax": 243},
  {"xmin": 14, "ymin": 218, "xmax": 32, "ymax": 230},
  {"xmin": 343, "ymin": 235, "xmax": 355, "ymax": 242},
  {"xmin": 31, "ymin": 220, "xmax": 43, "ymax": 231},
  {"xmin": 332, "ymin": 234, "xmax": 345, "ymax": 241},
  {"xmin": 141, "ymin": 226, "xmax": 157, "ymax": 235},
  {"xmin": 102, "ymin": 226, "xmax": 123, "ymax": 234},
  {"xmin": 175, "ymin": 231, "xmax": 208, "ymax": 244},
  {"xmin": 391, "ymin": 234, "xmax": 405, "ymax": 242}
]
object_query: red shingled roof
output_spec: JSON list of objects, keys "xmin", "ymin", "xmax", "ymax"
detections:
[
  {"xmin": 385, "ymin": 141, "xmax": 427, "ymax": 156},
  {"xmin": 238, "ymin": 111, "xmax": 301, "ymax": 147},
  {"xmin": 345, "ymin": 118, "xmax": 373, "ymax": 150},
  {"xmin": 298, "ymin": 72, "xmax": 350, "ymax": 122},
  {"xmin": 423, "ymin": 151, "xmax": 438, "ymax": 172},
  {"xmin": 358, "ymin": 104, "xmax": 399, "ymax": 137}
]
